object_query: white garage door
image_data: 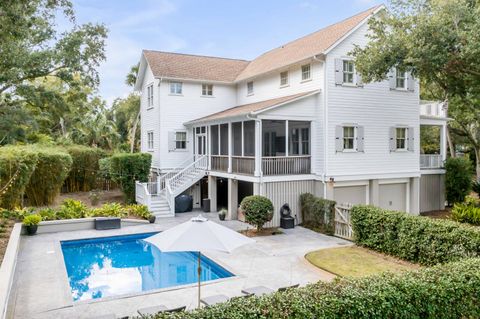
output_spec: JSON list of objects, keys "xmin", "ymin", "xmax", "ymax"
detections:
[
  {"xmin": 334, "ymin": 185, "xmax": 367, "ymax": 206},
  {"xmin": 379, "ymin": 183, "xmax": 407, "ymax": 212}
]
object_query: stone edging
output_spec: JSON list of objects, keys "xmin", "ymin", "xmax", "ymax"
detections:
[{"xmin": 0, "ymin": 223, "xmax": 22, "ymax": 319}]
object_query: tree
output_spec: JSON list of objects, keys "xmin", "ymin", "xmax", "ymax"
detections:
[
  {"xmin": 0, "ymin": 0, "xmax": 107, "ymax": 144},
  {"xmin": 240, "ymin": 195, "xmax": 274, "ymax": 231},
  {"xmin": 352, "ymin": 0, "xmax": 480, "ymax": 177}
]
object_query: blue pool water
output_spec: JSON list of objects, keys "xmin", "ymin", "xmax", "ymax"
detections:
[{"xmin": 61, "ymin": 232, "xmax": 233, "ymax": 301}]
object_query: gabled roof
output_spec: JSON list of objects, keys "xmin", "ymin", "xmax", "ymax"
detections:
[
  {"xmin": 143, "ymin": 50, "xmax": 249, "ymax": 82},
  {"xmin": 186, "ymin": 90, "xmax": 320, "ymax": 124},
  {"xmin": 235, "ymin": 5, "xmax": 383, "ymax": 81}
]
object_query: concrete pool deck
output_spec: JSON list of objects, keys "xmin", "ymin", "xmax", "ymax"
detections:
[{"xmin": 7, "ymin": 212, "xmax": 351, "ymax": 319}]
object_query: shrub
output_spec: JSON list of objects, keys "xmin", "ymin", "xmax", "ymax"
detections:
[
  {"xmin": 22, "ymin": 214, "xmax": 42, "ymax": 226},
  {"xmin": 300, "ymin": 193, "xmax": 336, "ymax": 235},
  {"xmin": 351, "ymin": 205, "xmax": 480, "ymax": 266},
  {"xmin": 56, "ymin": 199, "xmax": 88, "ymax": 219},
  {"xmin": 445, "ymin": 157, "xmax": 472, "ymax": 205},
  {"xmin": 472, "ymin": 180, "xmax": 480, "ymax": 197},
  {"xmin": 25, "ymin": 146, "xmax": 73, "ymax": 206},
  {"xmin": 63, "ymin": 145, "xmax": 107, "ymax": 192},
  {"xmin": 150, "ymin": 258, "xmax": 480, "ymax": 319},
  {"xmin": 37, "ymin": 208, "xmax": 57, "ymax": 221},
  {"xmin": 240, "ymin": 195, "xmax": 273, "ymax": 230},
  {"xmin": 0, "ymin": 146, "xmax": 38, "ymax": 209},
  {"xmin": 124, "ymin": 204, "xmax": 152, "ymax": 219},
  {"xmin": 451, "ymin": 196, "xmax": 480, "ymax": 225},
  {"xmin": 86, "ymin": 202, "xmax": 126, "ymax": 218},
  {"xmin": 105, "ymin": 153, "xmax": 152, "ymax": 203}
]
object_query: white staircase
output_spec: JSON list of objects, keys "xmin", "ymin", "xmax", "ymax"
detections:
[{"xmin": 135, "ymin": 156, "xmax": 208, "ymax": 217}]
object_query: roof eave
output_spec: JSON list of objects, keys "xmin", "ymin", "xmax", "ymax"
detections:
[{"xmin": 154, "ymin": 76, "xmax": 235, "ymax": 85}]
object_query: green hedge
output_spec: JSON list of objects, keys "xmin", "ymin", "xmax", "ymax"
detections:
[
  {"xmin": 149, "ymin": 258, "xmax": 480, "ymax": 319},
  {"xmin": 25, "ymin": 147, "xmax": 72, "ymax": 206},
  {"xmin": 105, "ymin": 153, "xmax": 151, "ymax": 203},
  {"xmin": 300, "ymin": 193, "xmax": 336, "ymax": 235},
  {"xmin": 63, "ymin": 145, "xmax": 107, "ymax": 192},
  {"xmin": 0, "ymin": 146, "xmax": 38, "ymax": 209},
  {"xmin": 240, "ymin": 195, "xmax": 274, "ymax": 230},
  {"xmin": 451, "ymin": 196, "xmax": 480, "ymax": 226},
  {"xmin": 445, "ymin": 157, "xmax": 472, "ymax": 205},
  {"xmin": 351, "ymin": 205, "xmax": 480, "ymax": 265}
]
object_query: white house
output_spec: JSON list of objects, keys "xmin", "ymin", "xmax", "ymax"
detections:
[{"xmin": 134, "ymin": 5, "xmax": 448, "ymax": 226}]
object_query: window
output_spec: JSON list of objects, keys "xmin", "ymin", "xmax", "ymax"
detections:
[
  {"xmin": 147, "ymin": 131, "xmax": 154, "ymax": 150},
  {"xmin": 247, "ymin": 81, "xmax": 254, "ymax": 95},
  {"xmin": 301, "ymin": 64, "xmax": 311, "ymax": 81},
  {"xmin": 170, "ymin": 82, "xmax": 182, "ymax": 95},
  {"xmin": 202, "ymin": 84, "xmax": 213, "ymax": 96},
  {"xmin": 280, "ymin": 71, "xmax": 289, "ymax": 86},
  {"xmin": 343, "ymin": 126, "xmax": 355, "ymax": 150},
  {"xmin": 301, "ymin": 128, "xmax": 309, "ymax": 154},
  {"xmin": 175, "ymin": 131, "xmax": 187, "ymax": 149},
  {"xmin": 396, "ymin": 127, "xmax": 407, "ymax": 150},
  {"xmin": 147, "ymin": 84, "xmax": 154, "ymax": 108},
  {"xmin": 343, "ymin": 61, "xmax": 354, "ymax": 84},
  {"xmin": 396, "ymin": 68, "xmax": 406, "ymax": 89}
]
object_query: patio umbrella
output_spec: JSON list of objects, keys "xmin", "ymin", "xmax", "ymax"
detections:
[{"xmin": 143, "ymin": 214, "xmax": 255, "ymax": 308}]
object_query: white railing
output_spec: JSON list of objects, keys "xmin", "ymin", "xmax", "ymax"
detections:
[
  {"xmin": 334, "ymin": 203, "xmax": 353, "ymax": 240},
  {"xmin": 232, "ymin": 156, "xmax": 255, "ymax": 175},
  {"xmin": 420, "ymin": 102, "xmax": 447, "ymax": 118},
  {"xmin": 262, "ymin": 156, "xmax": 311, "ymax": 175},
  {"xmin": 420, "ymin": 154, "xmax": 443, "ymax": 169},
  {"xmin": 135, "ymin": 181, "xmax": 151, "ymax": 207},
  {"xmin": 211, "ymin": 155, "xmax": 228, "ymax": 172}
]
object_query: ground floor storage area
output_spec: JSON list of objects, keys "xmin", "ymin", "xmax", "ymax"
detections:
[
  {"xmin": 378, "ymin": 182, "xmax": 407, "ymax": 212},
  {"xmin": 419, "ymin": 173, "xmax": 445, "ymax": 212}
]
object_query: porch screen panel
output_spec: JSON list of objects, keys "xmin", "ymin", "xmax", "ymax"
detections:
[
  {"xmin": 233, "ymin": 122, "xmax": 242, "ymax": 156},
  {"xmin": 243, "ymin": 121, "xmax": 255, "ymax": 156},
  {"xmin": 262, "ymin": 120, "xmax": 285, "ymax": 156},
  {"xmin": 220, "ymin": 124, "xmax": 228, "ymax": 155},
  {"xmin": 211, "ymin": 125, "xmax": 219, "ymax": 155},
  {"xmin": 289, "ymin": 121, "xmax": 310, "ymax": 155}
]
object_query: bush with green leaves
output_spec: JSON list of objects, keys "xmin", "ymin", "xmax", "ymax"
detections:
[
  {"xmin": 63, "ymin": 145, "xmax": 107, "ymax": 192},
  {"xmin": 25, "ymin": 146, "xmax": 73, "ymax": 206},
  {"xmin": 56, "ymin": 199, "xmax": 88, "ymax": 219},
  {"xmin": 86, "ymin": 202, "xmax": 126, "ymax": 218},
  {"xmin": 472, "ymin": 180, "xmax": 480, "ymax": 197},
  {"xmin": 300, "ymin": 193, "xmax": 336, "ymax": 235},
  {"xmin": 451, "ymin": 196, "xmax": 480, "ymax": 226},
  {"xmin": 240, "ymin": 195, "xmax": 273, "ymax": 230},
  {"xmin": 351, "ymin": 205, "xmax": 480, "ymax": 266},
  {"xmin": 37, "ymin": 208, "xmax": 57, "ymax": 221},
  {"xmin": 124, "ymin": 204, "xmax": 152, "ymax": 219},
  {"xmin": 149, "ymin": 258, "xmax": 480, "ymax": 319},
  {"xmin": 22, "ymin": 214, "xmax": 42, "ymax": 226},
  {"xmin": 105, "ymin": 153, "xmax": 152, "ymax": 203},
  {"xmin": 445, "ymin": 157, "xmax": 472, "ymax": 205},
  {"xmin": 0, "ymin": 146, "xmax": 38, "ymax": 209}
]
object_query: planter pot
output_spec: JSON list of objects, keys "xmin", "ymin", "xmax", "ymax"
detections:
[
  {"xmin": 219, "ymin": 214, "xmax": 226, "ymax": 221},
  {"xmin": 25, "ymin": 225, "xmax": 38, "ymax": 235},
  {"xmin": 148, "ymin": 215, "xmax": 156, "ymax": 224}
]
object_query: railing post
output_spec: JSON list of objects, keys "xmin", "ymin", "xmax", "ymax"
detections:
[
  {"xmin": 228, "ymin": 122, "xmax": 232, "ymax": 173},
  {"xmin": 254, "ymin": 120, "xmax": 262, "ymax": 176}
]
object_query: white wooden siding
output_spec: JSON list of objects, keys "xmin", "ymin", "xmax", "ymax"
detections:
[
  {"xmin": 325, "ymin": 22, "xmax": 420, "ymax": 179},
  {"xmin": 262, "ymin": 180, "xmax": 315, "ymax": 228}
]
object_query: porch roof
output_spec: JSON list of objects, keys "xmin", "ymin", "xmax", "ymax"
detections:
[{"xmin": 185, "ymin": 90, "xmax": 320, "ymax": 125}]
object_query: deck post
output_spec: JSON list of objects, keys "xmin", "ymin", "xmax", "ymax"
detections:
[
  {"xmin": 228, "ymin": 122, "xmax": 232, "ymax": 173},
  {"xmin": 254, "ymin": 120, "xmax": 262, "ymax": 176}
]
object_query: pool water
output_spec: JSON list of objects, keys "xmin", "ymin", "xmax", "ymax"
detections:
[{"xmin": 61, "ymin": 232, "xmax": 233, "ymax": 301}]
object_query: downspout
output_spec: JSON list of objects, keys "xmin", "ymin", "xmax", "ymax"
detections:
[{"xmin": 246, "ymin": 113, "xmax": 263, "ymax": 193}]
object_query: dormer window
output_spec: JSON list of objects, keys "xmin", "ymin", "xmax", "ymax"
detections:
[
  {"xmin": 280, "ymin": 71, "xmax": 289, "ymax": 86},
  {"xmin": 170, "ymin": 82, "xmax": 183, "ymax": 95},
  {"xmin": 301, "ymin": 64, "xmax": 311, "ymax": 81},
  {"xmin": 247, "ymin": 81, "xmax": 254, "ymax": 95},
  {"xmin": 202, "ymin": 84, "xmax": 213, "ymax": 96}
]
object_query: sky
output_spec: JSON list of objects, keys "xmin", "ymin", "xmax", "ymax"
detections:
[{"xmin": 66, "ymin": 0, "xmax": 382, "ymax": 106}]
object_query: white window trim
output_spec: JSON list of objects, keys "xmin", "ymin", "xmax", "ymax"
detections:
[
  {"xmin": 146, "ymin": 83, "xmax": 154, "ymax": 109},
  {"xmin": 147, "ymin": 131, "xmax": 154, "ymax": 151},
  {"xmin": 342, "ymin": 60, "xmax": 356, "ymax": 86},
  {"xmin": 201, "ymin": 83, "xmax": 214, "ymax": 97},
  {"xmin": 169, "ymin": 81, "xmax": 183, "ymax": 96},
  {"xmin": 301, "ymin": 64, "xmax": 312, "ymax": 82},
  {"xmin": 395, "ymin": 126, "xmax": 408, "ymax": 151},
  {"xmin": 342, "ymin": 125, "xmax": 357, "ymax": 152},
  {"xmin": 280, "ymin": 71, "xmax": 289, "ymax": 88},
  {"xmin": 247, "ymin": 81, "xmax": 254, "ymax": 96},
  {"xmin": 174, "ymin": 130, "xmax": 188, "ymax": 151},
  {"xmin": 395, "ymin": 68, "xmax": 408, "ymax": 90}
]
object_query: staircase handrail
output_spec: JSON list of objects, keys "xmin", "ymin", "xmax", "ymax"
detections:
[
  {"xmin": 157, "ymin": 156, "xmax": 195, "ymax": 192},
  {"xmin": 166, "ymin": 155, "xmax": 207, "ymax": 195}
]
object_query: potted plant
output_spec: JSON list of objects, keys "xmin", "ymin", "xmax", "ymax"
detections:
[
  {"xmin": 218, "ymin": 208, "xmax": 227, "ymax": 221},
  {"xmin": 23, "ymin": 214, "xmax": 42, "ymax": 235},
  {"xmin": 148, "ymin": 214, "xmax": 156, "ymax": 223}
]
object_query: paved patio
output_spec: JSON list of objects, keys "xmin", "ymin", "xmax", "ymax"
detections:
[{"xmin": 7, "ymin": 212, "xmax": 351, "ymax": 319}]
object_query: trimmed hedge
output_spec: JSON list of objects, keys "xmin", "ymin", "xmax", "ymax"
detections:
[
  {"xmin": 0, "ymin": 146, "xmax": 38, "ymax": 209},
  {"xmin": 351, "ymin": 205, "xmax": 480, "ymax": 265},
  {"xmin": 445, "ymin": 157, "xmax": 472, "ymax": 205},
  {"xmin": 240, "ymin": 195, "xmax": 273, "ymax": 230},
  {"xmin": 25, "ymin": 147, "xmax": 72, "ymax": 206},
  {"xmin": 148, "ymin": 258, "xmax": 480, "ymax": 319},
  {"xmin": 63, "ymin": 145, "xmax": 107, "ymax": 192},
  {"xmin": 300, "ymin": 193, "xmax": 336, "ymax": 235},
  {"xmin": 105, "ymin": 153, "xmax": 151, "ymax": 203}
]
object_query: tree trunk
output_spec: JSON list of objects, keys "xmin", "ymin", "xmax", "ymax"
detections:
[
  {"xmin": 446, "ymin": 126, "xmax": 455, "ymax": 158},
  {"xmin": 475, "ymin": 148, "xmax": 480, "ymax": 180},
  {"xmin": 130, "ymin": 110, "xmax": 140, "ymax": 153}
]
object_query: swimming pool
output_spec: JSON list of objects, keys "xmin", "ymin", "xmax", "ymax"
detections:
[{"xmin": 61, "ymin": 232, "xmax": 233, "ymax": 301}]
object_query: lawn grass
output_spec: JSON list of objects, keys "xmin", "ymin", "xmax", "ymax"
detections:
[{"xmin": 305, "ymin": 246, "xmax": 418, "ymax": 278}]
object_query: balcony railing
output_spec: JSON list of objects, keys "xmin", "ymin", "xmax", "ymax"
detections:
[
  {"xmin": 420, "ymin": 154, "xmax": 443, "ymax": 169},
  {"xmin": 211, "ymin": 155, "xmax": 228, "ymax": 172},
  {"xmin": 232, "ymin": 156, "xmax": 255, "ymax": 175},
  {"xmin": 262, "ymin": 156, "xmax": 311, "ymax": 175},
  {"xmin": 420, "ymin": 102, "xmax": 447, "ymax": 118}
]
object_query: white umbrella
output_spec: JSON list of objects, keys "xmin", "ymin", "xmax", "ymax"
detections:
[{"xmin": 143, "ymin": 214, "xmax": 254, "ymax": 308}]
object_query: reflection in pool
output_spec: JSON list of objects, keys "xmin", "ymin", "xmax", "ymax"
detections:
[{"xmin": 60, "ymin": 232, "xmax": 233, "ymax": 301}]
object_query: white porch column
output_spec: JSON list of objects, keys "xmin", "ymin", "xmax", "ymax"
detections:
[
  {"xmin": 440, "ymin": 123, "xmax": 447, "ymax": 162},
  {"xmin": 285, "ymin": 120, "xmax": 289, "ymax": 157},
  {"xmin": 227, "ymin": 178, "xmax": 238, "ymax": 220},
  {"xmin": 254, "ymin": 120, "xmax": 262, "ymax": 176},
  {"xmin": 208, "ymin": 175, "xmax": 217, "ymax": 212},
  {"xmin": 228, "ymin": 122, "xmax": 232, "ymax": 173},
  {"xmin": 207, "ymin": 125, "xmax": 211, "ymax": 170}
]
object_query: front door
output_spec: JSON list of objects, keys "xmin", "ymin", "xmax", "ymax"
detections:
[{"xmin": 194, "ymin": 126, "xmax": 207, "ymax": 159}]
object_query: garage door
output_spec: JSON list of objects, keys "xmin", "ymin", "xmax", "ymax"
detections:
[
  {"xmin": 334, "ymin": 185, "xmax": 367, "ymax": 205},
  {"xmin": 379, "ymin": 183, "xmax": 407, "ymax": 212}
]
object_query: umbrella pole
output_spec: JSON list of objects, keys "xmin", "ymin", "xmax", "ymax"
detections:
[{"xmin": 197, "ymin": 251, "xmax": 201, "ymax": 308}]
